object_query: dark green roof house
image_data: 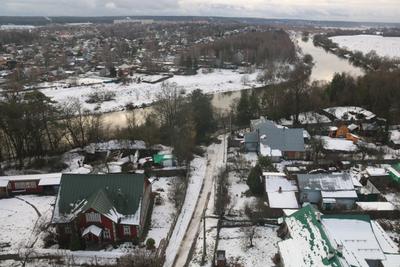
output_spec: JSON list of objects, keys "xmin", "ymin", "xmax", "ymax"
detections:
[
  {"xmin": 52, "ymin": 173, "xmax": 152, "ymax": 248},
  {"xmin": 388, "ymin": 163, "xmax": 400, "ymax": 183}
]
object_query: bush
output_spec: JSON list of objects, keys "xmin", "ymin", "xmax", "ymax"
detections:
[
  {"xmin": 246, "ymin": 164, "xmax": 263, "ymax": 196},
  {"xmin": 145, "ymin": 238, "xmax": 155, "ymax": 250},
  {"xmin": 68, "ymin": 231, "xmax": 82, "ymax": 251},
  {"xmin": 86, "ymin": 90, "xmax": 116, "ymax": 103}
]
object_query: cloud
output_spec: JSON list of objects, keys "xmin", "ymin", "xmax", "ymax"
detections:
[{"xmin": 0, "ymin": 0, "xmax": 399, "ymax": 23}]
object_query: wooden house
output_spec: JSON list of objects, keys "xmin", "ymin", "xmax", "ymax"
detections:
[
  {"xmin": 52, "ymin": 173, "xmax": 152, "ymax": 249},
  {"xmin": 0, "ymin": 173, "xmax": 61, "ymax": 195}
]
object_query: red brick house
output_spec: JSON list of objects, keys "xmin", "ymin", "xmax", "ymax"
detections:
[{"xmin": 51, "ymin": 173, "xmax": 152, "ymax": 249}]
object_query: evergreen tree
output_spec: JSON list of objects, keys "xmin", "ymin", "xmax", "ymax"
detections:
[{"xmin": 246, "ymin": 164, "xmax": 263, "ymax": 196}]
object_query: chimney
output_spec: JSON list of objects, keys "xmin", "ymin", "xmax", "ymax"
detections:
[
  {"xmin": 278, "ymin": 186, "xmax": 282, "ymax": 193},
  {"xmin": 337, "ymin": 243, "xmax": 343, "ymax": 255},
  {"xmin": 316, "ymin": 212, "xmax": 322, "ymax": 222}
]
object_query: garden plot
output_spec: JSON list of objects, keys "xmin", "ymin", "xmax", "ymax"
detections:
[
  {"xmin": 147, "ymin": 177, "xmax": 178, "ymax": 247},
  {"xmin": 217, "ymin": 226, "xmax": 280, "ymax": 267},
  {"xmin": 0, "ymin": 195, "xmax": 55, "ymax": 253}
]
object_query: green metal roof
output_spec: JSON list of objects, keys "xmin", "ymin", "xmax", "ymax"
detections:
[
  {"xmin": 58, "ymin": 173, "xmax": 145, "ymax": 216},
  {"xmin": 286, "ymin": 205, "xmax": 343, "ymax": 267},
  {"xmin": 388, "ymin": 163, "xmax": 400, "ymax": 182}
]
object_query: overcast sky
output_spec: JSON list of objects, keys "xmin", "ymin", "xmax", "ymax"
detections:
[{"xmin": 2, "ymin": 0, "xmax": 400, "ymax": 23}]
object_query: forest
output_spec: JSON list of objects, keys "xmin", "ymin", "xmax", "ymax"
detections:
[{"xmin": 179, "ymin": 30, "xmax": 296, "ymax": 69}]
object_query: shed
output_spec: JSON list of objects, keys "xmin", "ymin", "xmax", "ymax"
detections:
[{"xmin": 0, "ymin": 179, "xmax": 10, "ymax": 198}]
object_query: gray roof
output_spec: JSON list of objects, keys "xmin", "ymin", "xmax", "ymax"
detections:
[
  {"xmin": 260, "ymin": 127, "xmax": 305, "ymax": 152},
  {"xmin": 244, "ymin": 131, "xmax": 258, "ymax": 143},
  {"xmin": 297, "ymin": 173, "xmax": 355, "ymax": 191},
  {"xmin": 246, "ymin": 118, "xmax": 305, "ymax": 152}
]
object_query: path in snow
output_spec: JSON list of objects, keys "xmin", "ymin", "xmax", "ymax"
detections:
[
  {"xmin": 15, "ymin": 196, "xmax": 42, "ymax": 217},
  {"xmin": 164, "ymin": 136, "xmax": 226, "ymax": 267}
]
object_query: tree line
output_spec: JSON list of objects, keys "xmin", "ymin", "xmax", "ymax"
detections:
[
  {"xmin": 179, "ymin": 30, "xmax": 296, "ymax": 69},
  {"xmin": 234, "ymin": 66, "xmax": 400, "ymax": 130},
  {"xmin": 0, "ymin": 85, "xmax": 218, "ymax": 169}
]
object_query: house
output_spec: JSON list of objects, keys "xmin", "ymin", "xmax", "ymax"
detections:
[
  {"xmin": 244, "ymin": 117, "xmax": 305, "ymax": 161},
  {"xmin": 297, "ymin": 173, "xmax": 357, "ymax": 210},
  {"xmin": 277, "ymin": 205, "xmax": 343, "ymax": 267},
  {"xmin": 387, "ymin": 163, "xmax": 400, "ymax": 184},
  {"xmin": 52, "ymin": 173, "xmax": 152, "ymax": 249},
  {"xmin": 328, "ymin": 124, "xmax": 360, "ymax": 143},
  {"xmin": 0, "ymin": 173, "xmax": 62, "ymax": 195},
  {"xmin": 0, "ymin": 179, "xmax": 10, "ymax": 198},
  {"xmin": 278, "ymin": 205, "xmax": 400, "ymax": 267},
  {"xmin": 322, "ymin": 214, "xmax": 399, "ymax": 267},
  {"xmin": 264, "ymin": 172, "xmax": 299, "ymax": 209}
]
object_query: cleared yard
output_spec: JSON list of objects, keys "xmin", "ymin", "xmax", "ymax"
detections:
[{"xmin": 0, "ymin": 195, "xmax": 55, "ymax": 253}]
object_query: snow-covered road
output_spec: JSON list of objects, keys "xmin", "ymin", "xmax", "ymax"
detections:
[{"xmin": 164, "ymin": 136, "xmax": 226, "ymax": 267}]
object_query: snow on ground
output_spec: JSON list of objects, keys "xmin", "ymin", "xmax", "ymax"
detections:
[
  {"xmin": 188, "ymin": 217, "xmax": 219, "ymax": 267},
  {"xmin": 0, "ymin": 195, "xmax": 55, "ymax": 253},
  {"xmin": 147, "ymin": 177, "xmax": 177, "ymax": 247},
  {"xmin": 280, "ymin": 111, "xmax": 331, "ymax": 125},
  {"xmin": 228, "ymin": 171, "xmax": 257, "ymax": 216},
  {"xmin": 163, "ymin": 156, "xmax": 207, "ymax": 267},
  {"xmin": 217, "ymin": 226, "xmax": 280, "ymax": 267},
  {"xmin": 330, "ymin": 35, "xmax": 400, "ymax": 58},
  {"xmin": 39, "ymin": 68, "xmax": 263, "ymax": 113}
]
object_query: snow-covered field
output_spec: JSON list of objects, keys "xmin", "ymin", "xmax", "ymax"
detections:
[
  {"xmin": 330, "ymin": 35, "xmax": 400, "ymax": 58},
  {"xmin": 0, "ymin": 195, "xmax": 55, "ymax": 253},
  {"xmin": 39, "ymin": 68, "xmax": 263, "ymax": 113},
  {"xmin": 217, "ymin": 226, "xmax": 280, "ymax": 267}
]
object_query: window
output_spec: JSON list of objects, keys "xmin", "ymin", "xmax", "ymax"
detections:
[
  {"xmin": 14, "ymin": 181, "xmax": 37, "ymax": 190},
  {"xmin": 85, "ymin": 212, "xmax": 101, "ymax": 222},
  {"xmin": 123, "ymin": 225, "xmax": 131, "ymax": 236},
  {"xmin": 103, "ymin": 228, "xmax": 111, "ymax": 239},
  {"xmin": 64, "ymin": 225, "xmax": 72, "ymax": 234}
]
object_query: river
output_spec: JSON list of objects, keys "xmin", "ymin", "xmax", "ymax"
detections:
[{"xmin": 101, "ymin": 33, "xmax": 364, "ymax": 128}]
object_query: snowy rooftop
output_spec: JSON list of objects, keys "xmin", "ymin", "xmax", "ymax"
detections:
[
  {"xmin": 321, "ymin": 190, "xmax": 358, "ymax": 199},
  {"xmin": 268, "ymin": 191, "xmax": 299, "ymax": 209},
  {"xmin": 38, "ymin": 176, "xmax": 61, "ymax": 186},
  {"xmin": 317, "ymin": 136, "xmax": 358, "ymax": 152},
  {"xmin": 297, "ymin": 173, "xmax": 355, "ymax": 192},
  {"xmin": 323, "ymin": 106, "xmax": 376, "ymax": 121},
  {"xmin": 322, "ymin": 216, "xmax": 394, "ymax": 267},
  {"xmin": 0, "ymin": 172, "xmax": 62, "ymax": 182},
  {"xmin": 356, "ymin": 202, "xmax": 396, "ymax": 211},
  {"xmin": 366, "ymin": 167, "xmax": 388, "ymax": 177},
  {"xmin": 0, "ymin": 179, "xmax": 9, "ymax": 187},
  {"xmin": 279, "ymin": 205, "xmax": 341, "ymax": 267},
  {"xmin": 265, "ymin": 175, "xmax": 298, "ymax": 192}
]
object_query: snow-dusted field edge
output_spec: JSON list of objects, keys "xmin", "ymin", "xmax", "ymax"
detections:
[
  {"xmin": 38, "ymin": 68, "xmax": 264, "ymax": 113},
  {"xmin": 329, "ymin": 35, "xmax": 400, "ymax": 58}
]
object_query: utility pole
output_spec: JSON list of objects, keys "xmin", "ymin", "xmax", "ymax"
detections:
[{"xmin": 201, "ymin": 209, "xmax": 207, "ymax": 265}]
